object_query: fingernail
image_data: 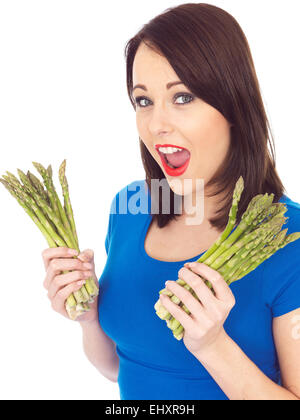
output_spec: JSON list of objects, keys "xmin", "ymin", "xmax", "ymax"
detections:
[
  {"xmin": 77, "ymin": 280, "xmax": 86, "ymax": 286},
  {"xmin": 84, "ymin": 271, "xmax": 92, "ymax": 278},
  {"xmin": 69, "ymin": 249, "xmax": 78, "ymax": 255}
]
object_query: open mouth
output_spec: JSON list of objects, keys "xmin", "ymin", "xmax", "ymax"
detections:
[{"xmin": 155, "ymin": 144, "xmax": 191, "ymax": 177}]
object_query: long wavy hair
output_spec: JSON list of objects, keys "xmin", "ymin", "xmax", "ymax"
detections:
[{"xmin": 124, "ymin": 3, "xmax": 285, "ymax": 230}]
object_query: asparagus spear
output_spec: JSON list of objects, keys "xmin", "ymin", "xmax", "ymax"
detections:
[
  {"xmin": 27, "ymin": 170, "xmax": 50, "ymax": 205},
  {"xmin": 169, "ymin": 205, "xmax": 287, "ymax": 302},
  {"xmin": 203, "ymin": 193, "xmax": 274, "ymax": 266},
  {"xmin": 30, "ymin": 163, "xmax": 77, "ymax": 247},
  {"xmin": 238, "ymin": 231, "xmax": 300, "ymax": 280},
  {"xmin": 8, "ymin": 170, "xmax": 88, "ymax": 307},
  {"xmin": 3, "ymin": 175, "xmax": 68, "ymax": 248},
  {"xmin": 197, "ymin": 176, "xmax": 244, "ymax": 262},
  {"xmin": 58, "ymin": 161, "xmax": 98, "ymax": 298},
  {"xmin": 22, "ymin": 167, "xmax": 91, "ymax": 306},
  {"xmin": 0, "ymin": 179, "xmax": 56, "ymax": 248},
  {"xmin": 1, "ymin": 164, "xmax": 94, "ymax": 315},
  {"xmin": 158, "ymin": 218, "xmax": 285, "ymax": 327},
  {"xmin": 32, "ymin": 162, "xmax": 61, "ymax": 221},
  {"xmin": 46, "ymin": 164, "xmax": 74, "ymax": 241},
  {"xmin": 219, "ymin": 229, "xmax": 283, "ymax": 282},
  {"xmin": 44, "ymin": 165, "xmax": 95, "ymax": 303},
  {"xmin": 16, "ymin": 169, "xmax": 77, "ymax": 250},
  {"xmin": 59, "ymin": 160, "xmax": 79, "ymax": 249},
  {"xmin": 210, "ymin": 213, "xmax": 287, "ymax": 271},
  {"xmin": 159, "ymin": 222, "xmax": 299, "ymax": 339},
  {"xmin": 155, "ymin": 176, "xmax": 300, "ymax": 340},
  {"xmin": 0, "ymin": 177, "xmax": 78, "ymax": 310},
  {"xmin": 156, "ymin": 216, "xmax": 284, "ymax": 331}
]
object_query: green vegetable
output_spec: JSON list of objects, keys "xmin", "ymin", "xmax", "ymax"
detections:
[
  {"xmin": 59, "ymin": 160, "xmax": 79, "ymax": 250},
  {"xmin": 0, "ymin": 160, "xmax": 98, "ymax": 320},
  {"xmin": 154, "ymin": 177, "xmax": 300, "ymax": 340}
]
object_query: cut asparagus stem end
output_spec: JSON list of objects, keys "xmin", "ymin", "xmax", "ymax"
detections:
[
  {"xmin": 65, "ymin": 303, "xmax": 79, "ymax": 320},
  {"xmin": 166, "ymin": 319, "xmax": 172, "ymax": 328},
  {"xmin": 169, "ymin": 317, "xmax": 181, "ymax": 331},
  {"xmin": 173, "ymin": 324, "xmax": 184, "ymax": 336},
  {"xmin": 155, "ymin": 311, "xmax": 171, "ymax": 320},
  {"xmin": 154, "ymin": 301, "xmax": 170, "ymax": 320},
  {"xmin": 66, "ymin": 293, "xmax": 77, "ymax": 308},
  {"xmin": 171, "ymin": 294, "xmax": 180, "ymax": 304},
  {"xmin": 85, "ymin": 277, "xmax": 99, "ymax": 297},
  {"xmin": 65, "ymin": 301, "xmax": 91, "ymax": 320},
  {"xmin": 159, "ymin": 288, "xmax": 173, "ymax": 297},
  {"xmin": 80, "ymin": 285, "xmax": 90, "ymax": 302},
  {"xmin": 174, "ymin": 332, "xmax": 184, "ymax": 341},
  {"xmin": 78, "ymin": 302, "xmax": 90, "ymax": 311}
]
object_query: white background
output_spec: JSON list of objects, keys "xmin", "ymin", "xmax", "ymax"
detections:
[{"xmin": 0, "ymin": 0, "xmax": 299, "ymax": 400}]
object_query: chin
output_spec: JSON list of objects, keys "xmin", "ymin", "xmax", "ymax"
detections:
[{"xmin": 167, "ymin": 176, "xmax": 200, "ymax": 197}]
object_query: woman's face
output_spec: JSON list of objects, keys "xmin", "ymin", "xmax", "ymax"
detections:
[{"xmin": 132, "ymin": 42, "xmax": 232, "ymax": 197}]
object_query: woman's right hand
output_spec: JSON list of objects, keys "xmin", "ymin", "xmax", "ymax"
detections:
[{"xmin": 42, "ymin": 247, "xmax": 99, "ymax": 324}]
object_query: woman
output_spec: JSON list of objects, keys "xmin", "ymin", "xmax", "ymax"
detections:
[{"xmin": 42, "ymin": 4, "xmax": 300, "ymax": 400}]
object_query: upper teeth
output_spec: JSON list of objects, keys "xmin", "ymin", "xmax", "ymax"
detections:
[{"xmin": 158, "ymin": 147, "xmax": 182, "ymax": 154}]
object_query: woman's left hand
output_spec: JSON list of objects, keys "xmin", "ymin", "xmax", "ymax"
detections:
[{"xmin": 159, "ymin": 262, "xmax": 236, "ymax": 358}]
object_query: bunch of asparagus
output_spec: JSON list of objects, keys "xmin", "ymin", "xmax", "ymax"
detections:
[
  {"xmin": 0, "ymin": 160, "xmax": 98, "ymax": 320},
  {"xmin": 154, "ymin": 177, "xmax": 300, "ymax": 340}
]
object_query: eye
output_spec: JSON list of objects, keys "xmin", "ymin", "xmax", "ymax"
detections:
[
  {"xmin": 134, "ymin": 96, "xmax": 151, "ymax": 108},
  {"xmin": 134, "ymin": 93, "xmax": 194, "ymax": 108},
  {"xmin": 174, "ymin": 93, "xmax": 195, "ymax": 105}
]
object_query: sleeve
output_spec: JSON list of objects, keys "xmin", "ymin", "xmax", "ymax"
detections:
[
  {"xmin": 271, "ymin": 268, "xmax": 300, "ymax": 317},
  {"xmin": 262, "ymin": 238, "xmax": 300, "ymax": 318},
  {"xmin": 104, "ymin": 192, "xmax": 118, "ymax": 255}
]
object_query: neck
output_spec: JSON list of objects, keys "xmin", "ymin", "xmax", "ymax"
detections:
[{"xmin": 178, "ymin": 187, "xmax": 225, "ymax": 229}]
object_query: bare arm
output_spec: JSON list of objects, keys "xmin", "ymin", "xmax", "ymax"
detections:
[
  {"xmin": 194, "ymin": 330, "xmax": 299, "ymax": 400},
  {"xmin": 273, "ymin": 307, "xmax": 300, "ymax": 397},
  {"xmin": 42, "ymin": 247, "xmax": 119, "ymax": 383},
  {"xmin": 162, "ymin": 263, "xmax": 300, "ymax": 400},
  {"xmin": 79, "ymin": 319, "xmax": 119, "ymax": 383}
]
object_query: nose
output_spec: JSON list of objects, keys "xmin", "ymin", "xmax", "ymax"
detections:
[{"xmin": 148, "ymin": 102, "xmax": 174, "ymax": 137}]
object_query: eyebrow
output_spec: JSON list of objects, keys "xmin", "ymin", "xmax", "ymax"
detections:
[{"xmin": 132, "ymin": 81, "xmax": 184, "ymax": 92}]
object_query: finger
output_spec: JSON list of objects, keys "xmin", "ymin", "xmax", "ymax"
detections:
[
  {"xmin": 178, "ymin": 267, "xmax": 217, "ymax": 311},
  {"xmin": 159, "ymin": 294, "xmax": 195, "ymax": 332},
  {"xmin": 42, "ymin": 247, "xmax": 79, "ymax": 270},
  {"xmin": 186, "ymin": 262, "xmax": 235, "ymax": 305},
  {"xmin": 47, "ymin": 270, "xmax": 93, "ymax": 299},
  {"xmin": 165, "ymin": 280, "xmax": 207, "ymax": 323},
  {"xmin": 51, "ymin": 281, "xmax": 86, "ymax": 316},
  {"xmin": 77, "ymin": 249, "xmax": 94, "ymax": 264},
  {"xmin": 44, "ymin": 258, "xmax": 92, "ymax": 290}
]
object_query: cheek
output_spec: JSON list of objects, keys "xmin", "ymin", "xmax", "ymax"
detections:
[
  {"xmin": 138, "ymin": 131, "xmax": 158, "ymax": 165},
  {"xmin": 136, "ymin": 114, "xmax": 143, "ymax": 136},
  {"xmin": 191, "ymin": 110, "xmax": 231, "ymax": 163},
  {"xmin": 136, "ymin": 114, "xmax": 151, "ymax": 146}
]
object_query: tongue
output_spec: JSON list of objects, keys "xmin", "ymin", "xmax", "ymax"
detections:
[{"xmin": 166, "ymin": 150, "xmax": 190, "ymax": 168}]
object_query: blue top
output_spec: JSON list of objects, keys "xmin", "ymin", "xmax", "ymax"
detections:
[{"xmin": 98, "ymin": 180, "xmax": 300, "ymax": 400}]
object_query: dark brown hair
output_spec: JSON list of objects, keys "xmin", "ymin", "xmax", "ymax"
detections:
[{"xmin": 124, "ymin": 3, "xmax": 285, "ymax": 230}]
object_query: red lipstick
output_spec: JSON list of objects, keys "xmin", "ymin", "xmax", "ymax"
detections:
[{"xmin": 155, "ymin": 144, "xmax": 191, "ymax": 177}]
